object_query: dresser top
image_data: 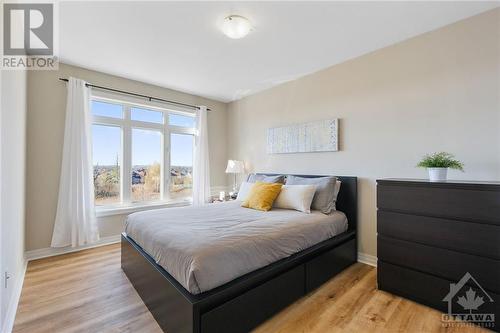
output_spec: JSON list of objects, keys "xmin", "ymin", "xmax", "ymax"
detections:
[{"xmin": 377, "ymin": 178, "xmax": 500, "ymax": 189}]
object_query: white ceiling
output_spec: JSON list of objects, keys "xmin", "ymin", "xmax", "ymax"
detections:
[{"xmin": 59, "ymin": 1, "xmax": 499, "ymax": 102}]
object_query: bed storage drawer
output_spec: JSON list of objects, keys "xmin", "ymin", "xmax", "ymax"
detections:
[
  {"xmin": 200, "ymin": 265, "xmax": 305, "ymax": 333},
  {"xmin": 305, "ymin": 238, "xmax": 356, "ymax": 292}
]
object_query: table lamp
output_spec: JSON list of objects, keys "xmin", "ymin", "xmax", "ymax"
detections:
[{"xmin": 225, "ymin": 160, "xmax": 245, "ymax": 194}]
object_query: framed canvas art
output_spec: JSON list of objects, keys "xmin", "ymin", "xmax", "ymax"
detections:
[{"xmin": 267, "ymin": 119, "xmax": 338, "ymax": 154}]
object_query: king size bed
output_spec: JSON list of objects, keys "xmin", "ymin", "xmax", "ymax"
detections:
[{"xmin": 121, "ymin": 174, "xmax": 357, "ymax": 333}]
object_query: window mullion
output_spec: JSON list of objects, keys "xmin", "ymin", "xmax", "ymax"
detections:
[
  {"xmin": 164, "ymin": 124, "xmax": 171, "ymax": 202},
  {"xmin": 168, "ymin": 125, "xmax": 195, "ymax": 135},
  {"xmin": 122, "ymin": 106, "xmax": 132, "ymax": 204},
  {"xmin": 92, "ymin": 115, "xmax": 124, "ymax": 127}
]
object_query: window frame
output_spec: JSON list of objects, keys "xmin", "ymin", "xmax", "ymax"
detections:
[{"xmin": 91, "ymin": 90, "xmax": 196, "ymax": 214}]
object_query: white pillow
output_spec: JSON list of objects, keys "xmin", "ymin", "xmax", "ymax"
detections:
[
  {"xmin": 236, "ymin": 181, "xmax": 254, "ymax": 201},
  {"xmin": 273, "ymin": 185, "xmax": 316, "ymax": 213},
  {"xmin": 333, "ymin": 180, "xmax": 341, "ymax": 210}
]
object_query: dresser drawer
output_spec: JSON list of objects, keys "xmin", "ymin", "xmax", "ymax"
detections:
[
  {"xmin": 378, "ymin": 211, "xmax": 500, "ymax": 260},
  {"xmin": 377, "ymin": 261, "xmax": 500, "ymax": 322},
  {"xmin": 378, "ymin": 236, "xmax": 500, "ymax": 293},
  {"xmin": 377, "ymin": 184, "xmax": 500, "ymax": 225}
]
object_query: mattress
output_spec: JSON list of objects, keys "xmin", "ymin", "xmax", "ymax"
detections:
[{"xmin": 124, "ymin": 201, "xmax": 348, "ymax": 294}]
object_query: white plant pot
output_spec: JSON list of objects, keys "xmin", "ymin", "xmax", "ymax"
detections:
[{"xmin": 428, "ymin": 168, "xmax": 448, "ymax": 182}]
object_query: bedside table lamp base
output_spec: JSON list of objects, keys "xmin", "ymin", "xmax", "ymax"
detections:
[{"xmin": 225, "ymin": 159, "xmax": 245, "ymax": 197}]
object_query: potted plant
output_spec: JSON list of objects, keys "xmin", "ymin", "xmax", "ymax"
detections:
[{"xmin": 417, "ymin": 152, "xmax": 464, "ymax": 181}]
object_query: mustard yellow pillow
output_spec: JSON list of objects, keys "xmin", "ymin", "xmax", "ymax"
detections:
[{"xmin": 241, "ymin": 181, "xmax": 283, "ymax": 211}]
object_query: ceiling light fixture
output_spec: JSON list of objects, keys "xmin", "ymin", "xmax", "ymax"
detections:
[{"xmin": 221, "ymin": 15, "xmax": 253, "ymax": 39}]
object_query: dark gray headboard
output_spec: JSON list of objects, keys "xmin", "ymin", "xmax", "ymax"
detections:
[{"xmin": 252, "ymin": 173, "xmax": 357, "ymax": 232}]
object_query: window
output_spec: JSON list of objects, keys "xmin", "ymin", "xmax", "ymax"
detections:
[
  {"xmin": 92, "ymin": 124, "xmax": 121, "ymax": 206},
  {"xmin": 131, "ymin": 107, "xmax": 163, "ymax": 124},
  {"xmin": 169, "ymin": 114, "xmax": 196, "ymax": 128},
  {"xmin": 131, "ymin": 128, "xmax": 162, "ymax": 202},
  {"xmin": 91, "ymin": 97, "xmax": 196, "ymax": 208},
  {"xmin": 170, "ymin": 133, "xmax": 194, "ymax": 201},
  {"xmin": 92, "ymin": 100, "xmax": 123, "ymax": 119}
]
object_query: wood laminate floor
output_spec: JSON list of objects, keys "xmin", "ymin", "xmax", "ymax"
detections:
[{"xmin": 13, "ymin": 244, "xmax": 487, "ymax": 333}]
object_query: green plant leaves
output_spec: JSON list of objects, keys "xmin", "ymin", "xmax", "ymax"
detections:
[{"xmin": 417, "ymin": 152, "xmax": 464, "ymax": 171}]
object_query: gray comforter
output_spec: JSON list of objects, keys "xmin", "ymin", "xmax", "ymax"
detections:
[{"xmin": 125, "ymin": 201, "xmax": 348, "ymax": 294}]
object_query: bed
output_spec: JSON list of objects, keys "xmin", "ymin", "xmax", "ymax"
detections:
[{"xmin": 121, "ymin": 174, "xmax": 357, "ymax": 333}]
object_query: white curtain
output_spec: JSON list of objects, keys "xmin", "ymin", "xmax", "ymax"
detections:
[
  {"xmin": 192, "ymin": 106, "xmax": 211, "ymax": 205},
  {"xmin": 51, "ymin": 77, "xmax": 99, "ymax": 247}
]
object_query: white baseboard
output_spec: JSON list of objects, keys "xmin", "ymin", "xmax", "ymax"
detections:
[
  {"xmin": 358, "ymin": 252, "xmax": 377, "ymax": 267},
  {"xmin": 2, "ymin": 260, "xmax": 27, "ymax": 333},
  {"xmin": 25, "ymin": 234, "xmax": 121, "ymax": 261}
]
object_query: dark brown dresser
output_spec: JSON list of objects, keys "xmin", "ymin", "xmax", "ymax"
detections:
[{"xmin": 377, "ymin": 179, "xmax": 500, "ymax": 331}]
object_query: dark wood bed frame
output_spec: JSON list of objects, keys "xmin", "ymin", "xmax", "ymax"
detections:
[{"xmin": 121, "ymin": 174, "xmax": 357, "ymax": 333}]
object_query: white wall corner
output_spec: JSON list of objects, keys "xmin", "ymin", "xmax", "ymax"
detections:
[
  {"xmin": 25, "ymin": 234, "xmax": 121, "ymax": 261},
  {"xmin": 1, "ymin": 260, "xmax": 27, "ymax": 333},
  {"xmin": 357, "ymin": 252, "xmax": 377, "ymax": 267}
]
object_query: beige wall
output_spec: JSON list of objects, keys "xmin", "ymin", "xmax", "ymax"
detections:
[
  {"xmin": 26, "ymin": 63, "xmax": 228, "ymax": 251},
  {"xmin": 25, "ymin": 9, "xmax": 500, "ymax": 255},
  {"xmin": 227, "ymin": 9, "xmax": 500, "ymax": 257},
  {"xmin": 1, "ymin": 69, "xmax": 27, "ymax": 329}
]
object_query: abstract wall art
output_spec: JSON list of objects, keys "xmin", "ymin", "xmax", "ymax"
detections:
[{"xmin": 267, "ymin": 119, "xmax": 338, "ymax": 154}]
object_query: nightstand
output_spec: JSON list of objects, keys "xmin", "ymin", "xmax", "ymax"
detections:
[{"xmin": 210, "ymin": 197, "xmax": 235, "ymax": 203}]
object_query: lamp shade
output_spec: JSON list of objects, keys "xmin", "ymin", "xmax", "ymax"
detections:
[{"xmin": 225, "ymin": 160, "xmax": 245, "ymax": 174}]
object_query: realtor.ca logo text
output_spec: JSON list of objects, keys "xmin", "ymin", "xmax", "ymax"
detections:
[{"xmin": 2, "ymin": 2, "xmax": 58, "ymax": 70}]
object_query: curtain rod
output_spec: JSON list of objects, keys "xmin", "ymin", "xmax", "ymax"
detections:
[{"xmin": 58, "ymin": 78, "xmax": 211, "ymax": 112}]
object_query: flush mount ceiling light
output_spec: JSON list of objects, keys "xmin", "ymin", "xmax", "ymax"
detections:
[{"xmin": 221, "ymin": 15, "xmax": 253, "ymax": 39}]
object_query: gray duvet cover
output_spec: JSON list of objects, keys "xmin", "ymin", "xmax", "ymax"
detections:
[{"xmin": 125, "ymin": 201, "xmax": 348, "ymax": 294}]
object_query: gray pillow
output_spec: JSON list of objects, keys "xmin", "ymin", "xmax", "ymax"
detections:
[
  {"xmin": 247, "ymin": 174, "xmax": 285, "ymax": 184},
  {"xmin": 285, "ymin": 175, "xmax": 337, "ymax": 214}
]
